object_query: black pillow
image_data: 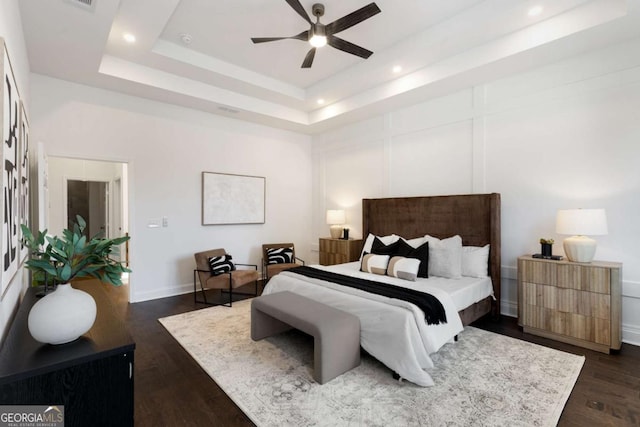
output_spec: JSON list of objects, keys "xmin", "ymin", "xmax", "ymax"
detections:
[
  {"xmin": 371, "ymin": 237, "xmax": 429, "ymax": 278},
  {"xmin": 266, "ymin": 247, "xmax": 294, "ymax": 264},
  {"xmin": 394, "ymin": 239, "xmax": 430, "ymax": 278},
  {"xmin": 208, "ymin": 255, "xmax": 236, "ymax": 275},
  {"xmin": 371, "ymin": 237, "xmax": 404, "ymax": 256}
]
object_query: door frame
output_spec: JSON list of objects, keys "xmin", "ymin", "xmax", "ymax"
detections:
[{"xmin": 43, "ymin": 155, "xmax": 132, "ymax": 302}]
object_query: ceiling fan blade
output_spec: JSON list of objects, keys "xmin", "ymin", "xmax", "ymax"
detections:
[
  {"xmin": 327, "ymin": 35, "xmax": 373, "ymax": 59},
  {"xmin": 325, "ymin": 2, "xmax": 381, "ymax": 35},
  {"xmin": 251, "ymin": 30, "xmax": 309, "ymax": 44},
  {"xmin": 251, "ymin": 37, "xmax": 290, "ymax": 43},
  {"xmin": 301, "ymin": 48, "xmax": 316, "ymax": 68},
  {"xmin": 286, "ymin": 0, "xmax": 312, "ymax": 24}
]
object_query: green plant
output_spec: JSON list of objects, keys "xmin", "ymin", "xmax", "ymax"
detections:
[
  {"xmin": 21, "ymin": 215, "xmax": 131, "ymax": 286},
  {"xmin": 539, "ymin": 238, "xmax": 554, "ymax": 245}
]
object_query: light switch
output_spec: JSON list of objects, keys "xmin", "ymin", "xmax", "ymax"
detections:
[
  {"xmin": 162, "ymin": 216, "xmax": 168, "ymax": 227},
  {"xmin": 147, "ymin": 218, "xmax": 160, "ymax": 228}
]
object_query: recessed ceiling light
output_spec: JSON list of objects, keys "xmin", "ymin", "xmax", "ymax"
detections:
[
  {"xmin": 392, "ymin": 65, "xmax": 402, "ymax": 73},
  {"xmin": 528, "ymin": 5, "xmax": 543, "ymax": 17},
  {"xmin": 123, "ymin": 33, "xmax": 136, "ymax": 43},
  {"xmin": 317, "ymin": 99, "xmax": 325, "ymax": 105},
  {"xmin": 180, "ymin": 33, "xmax": 193, "ymax": 45}
]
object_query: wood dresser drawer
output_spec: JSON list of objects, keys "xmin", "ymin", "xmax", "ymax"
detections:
[
  {"xmin": 518, "ymin": 255, "xmax": 622, "ymax": 353},
  {"xmin": 318, "ymin": 238, "xmax": 364, "ymax": 266}
]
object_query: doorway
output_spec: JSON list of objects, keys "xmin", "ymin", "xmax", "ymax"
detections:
[
  {"xmin": 67, "ymin": 179, "xmax": 108, "ymax": 237},
  {"xmin": 44, "ymin": 156, "xmax": 130, "ymax": 294}
]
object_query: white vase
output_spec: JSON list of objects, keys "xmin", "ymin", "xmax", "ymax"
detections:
[{"xmin": 28, "ymin": 283, "xmax": 97, "ymax": 345}]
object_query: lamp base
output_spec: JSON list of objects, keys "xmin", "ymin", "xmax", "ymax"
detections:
[
  {"xmin": 329, "ymin": 225, "xmax": 342, "ymax": 239},
  {"xmin": 563, "ymin": 235, "xmax": 597, "ymax": 263}
]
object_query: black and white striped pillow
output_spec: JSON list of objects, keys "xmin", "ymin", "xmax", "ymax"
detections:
[
  {"xmin": 266, "ymin": 247, "xmax": 294, "ymax": 264},
  {"xmin": 208, "ymin": 255, "xmax": 235, "ymax": 275}
]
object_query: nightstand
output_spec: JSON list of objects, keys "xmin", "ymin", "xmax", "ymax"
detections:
[
  {"xmin": 319, "ymin": 238, "xmax": 364, "ymax": 266},
  {"xmin": 517, "ymin": 255, "xmax": 622, "ymax": 353}
]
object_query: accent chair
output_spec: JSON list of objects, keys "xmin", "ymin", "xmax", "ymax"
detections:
[
  {"xmin": 193, "ymin": 248, "xmax": 259, "ymax": 307},
  {"xmin": 262, "ymin": 243, "xmax": 305, "ymax": 282}
]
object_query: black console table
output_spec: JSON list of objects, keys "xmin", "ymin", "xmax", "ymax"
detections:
[{"xmin": 0, "ymin": 282, "xmax": 135, "ymax": 426}]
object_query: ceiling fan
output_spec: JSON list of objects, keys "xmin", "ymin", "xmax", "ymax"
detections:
[{"xmin": 251, "ymin": 1, "xmax": 381, "ymax": 69}]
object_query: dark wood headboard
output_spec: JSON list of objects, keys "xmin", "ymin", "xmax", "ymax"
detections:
[{"xmin": 362, "ymin": 193, "xmax": 501, "ymax": 316}]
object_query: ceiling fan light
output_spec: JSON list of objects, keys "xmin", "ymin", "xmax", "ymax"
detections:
[
  {"xmin": 309, "ymin": 34, "xmax": 327, "ymax": 48},
  {"xmin": 309, "ymin": 23, "xmax": 327, "ymax": 48}
]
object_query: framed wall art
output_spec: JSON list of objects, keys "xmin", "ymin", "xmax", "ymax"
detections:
[
  {"xmin": 1, "ymin": 39, "xmax": 21, "ymax": 295},
  {"xmin": 18, "ymin": 100, "xmax": 29, "ymax": 264},
  {"xmin": 202, "ymin": 172, "xmax": 265, "ymax": 225}
]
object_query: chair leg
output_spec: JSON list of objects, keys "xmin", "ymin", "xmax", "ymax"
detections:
[
  {"xmin": 200, "ymin": 276, "xmax": 209, "ymax": 305},
  {"xmin": 193, "ymin": 270, "xmax": 197, "ymax": 304}
]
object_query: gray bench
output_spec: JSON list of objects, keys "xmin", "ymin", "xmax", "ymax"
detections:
[{"xmin": 251, "ymin": 291, "xmax": 361, "ymax": 384}]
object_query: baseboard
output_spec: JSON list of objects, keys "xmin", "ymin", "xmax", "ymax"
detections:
[
  {"xmin": 622, "ymin": 324, "xmax": 640, "ymax": 347},
  {"xmin": 130, "ymin": 282, "xmax": 193, "ymax": 303},
  {"xmin": 500, "ymin": 299, "xmax": 517, "ymax": 318}
]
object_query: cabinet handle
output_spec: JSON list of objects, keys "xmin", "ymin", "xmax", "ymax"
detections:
[{"xmin": 129, "ymin": 362, "xmax": 132, "ymax": 379}]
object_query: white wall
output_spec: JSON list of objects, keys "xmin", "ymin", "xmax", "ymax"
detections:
[
  {"xmin": 312, "ymin": 37, "xmax": 640, "ymax": 345},
  {"xmin": 0, "ymin": 0, "xmax": 31, "ymax": 340},
  {"xmin": 30, "ymin": 75, "xmax": 313, "ymax": 303}
]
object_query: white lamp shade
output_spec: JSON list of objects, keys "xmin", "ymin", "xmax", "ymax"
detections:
[
  {"xmin": 556, "ymin": 209, "xmax": 608, "ymax": 236},
  {"xmin": 326, "ymin": 210, "xmax": 346, "ymax": 225},
  {"xmin": 556, "ymin": 208, "xmax": 607, "ymax": 263}
]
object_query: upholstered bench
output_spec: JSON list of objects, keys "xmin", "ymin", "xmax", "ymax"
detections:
[{"xmin": 251, "ymin": 291, "xmax": 361, "ymax": 384}]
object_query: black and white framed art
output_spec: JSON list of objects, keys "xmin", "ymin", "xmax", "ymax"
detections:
[
  {"xmin": 1, "ymin": 39, "xmax": 20, "ymax": 295},
  {"xmin": 18, "ymin": 100, "xmax": 29, "ymax": 264}
]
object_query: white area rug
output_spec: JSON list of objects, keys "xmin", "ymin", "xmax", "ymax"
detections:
[{"xmin": 159, "ymin": 299, "xmax": 584, "ymax": 427}]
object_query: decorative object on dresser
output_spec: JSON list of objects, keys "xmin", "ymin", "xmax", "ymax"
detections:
[
  {"xmin": 556, "ymin": 208, "xmax": 608, "ymax": 263},
  {"xmin": 193, "ymin": 248, "xmax": 259, "ymax": 307},
  {"xmin": 20, "ymin": 215, "xmax": 131, "ymax": 345},
  {"xmin": 0, "ymin": 281, "xmax": 135, "ymax": 426},
  {"xmin": 326, "ymin": 209, "xmax": 346, "ymax": 239},
  {"xmin": 318, "ymin": 237, "xmax": 364, "ymax": 265},
  {"xmin": 261, "ymin": 243, "xmax": 305, "ymax": 281},
  {"xmin": 540, "ymin": 238, "xmax": 554, "ymax": 257},
  {"xmin": 533, "ymin": 238, "xmax": 563, "ymax": 260},
  {"xmin": 518, "ymin": 255, "xmax": 622, "ymax": 353}
]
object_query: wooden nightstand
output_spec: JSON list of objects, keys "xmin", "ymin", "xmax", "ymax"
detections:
[
  {"xmin": 517, "ymin": 255, "xmax": 622, "ymax": 353},
  {"xmin": 319, "ymin": 238, "xmax": 364, "ymax": 266}
]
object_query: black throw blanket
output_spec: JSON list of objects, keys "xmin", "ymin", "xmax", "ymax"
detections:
[{"xmin": 287, "ymin": 266, "xmax": 447, "ymax": 325}]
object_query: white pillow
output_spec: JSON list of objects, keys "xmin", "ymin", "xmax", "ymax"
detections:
[
  {"xmin": 360, "ymin": 253, "xmax": 390, "ymax": 275},
  {"xmin": 404, "ymin": 236, "xmax": 427, "ymax": 248},
  {"xmin": 360, "ymin": 233, "xmax": 400, "ymax": 260},
  {"xmin": 386, "ymin": 256, "xmax": 421, "ymax": 281},
  {"xmin": 423, "ymin": 235, "xmax": 463, "ymax": 279},
  {"xmin": 462, "ymin": 245, "xmax": 490, "ymax": 278}
]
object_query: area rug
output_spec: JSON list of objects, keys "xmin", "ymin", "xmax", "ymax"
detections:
[{"xmin": 159, "ymin": 299, "xmax": 584, "ymax": 427}]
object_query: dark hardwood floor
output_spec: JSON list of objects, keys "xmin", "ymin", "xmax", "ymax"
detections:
[{"xmin": 105, "ymin": 283, "xmax": 640, "ymax": 426}]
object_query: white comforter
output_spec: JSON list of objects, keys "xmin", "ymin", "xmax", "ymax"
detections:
[{"xmin": 262, "ymin": 263, "xmax": 465, "ymax": 386}]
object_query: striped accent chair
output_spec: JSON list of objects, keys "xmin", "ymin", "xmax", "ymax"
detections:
[
  {"xmin": 262, "ymin": 243, "xmax": 305, "ymax": 282},
  {"xmin": 194, "ymin": 248, "xmax": 259, "ymax": 307}
]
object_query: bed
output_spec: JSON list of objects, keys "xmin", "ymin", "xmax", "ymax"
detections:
[{"xmin": 262, "ymin": 193, "xmax": 501, "ymax": 386}]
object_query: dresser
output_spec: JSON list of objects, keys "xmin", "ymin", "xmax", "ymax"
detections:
[
  {"xmin": 319, "ymin": 238, "xmax": 364, "ymax": 266},
  {"xmin": 517, "ymin": 255, "xmax": 622, "ymax": 353},
  {"xmin": 0, "ymin": 282, "xmax": 135, "ymax": 426}
]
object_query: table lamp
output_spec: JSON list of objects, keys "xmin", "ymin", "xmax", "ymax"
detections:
[
  {"xmin": 556, "ymin": 208, "xmax": 608, "ymax": 263},
  {"xmin": 326, "ymin": 210, "xmax": 346, "ymax": 239}
]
